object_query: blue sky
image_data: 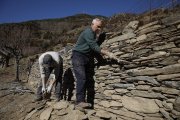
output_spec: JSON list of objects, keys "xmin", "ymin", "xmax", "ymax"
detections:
[{"xmin": 0, "ymin": 0, "xmax": 179, "ymax": 24}]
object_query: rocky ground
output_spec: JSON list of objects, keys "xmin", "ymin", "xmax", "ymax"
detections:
[
  {"xmin": 0, "ymin": 68, "xmax": 38, "ymax": 120},
  {"xmin": 0, "ymin": 68, "xmax": 115, "ymax": 120}
]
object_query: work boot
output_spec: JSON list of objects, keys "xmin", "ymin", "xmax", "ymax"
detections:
[{"xmin": 75, "ymin": 102, "xmax": 92, "ymax": 111}]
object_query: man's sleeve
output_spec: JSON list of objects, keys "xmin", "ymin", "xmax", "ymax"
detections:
[{"xmin": 85, "ymin": 31, "xmax": 101, "ymax": 53}]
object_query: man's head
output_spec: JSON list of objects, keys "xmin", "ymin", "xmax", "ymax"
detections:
[
  {"xmin": 42, "ymin": 54, "xmax": 54, "ymax": 76},
  {"xmin": 91, "ymin": 18, "xmax": 103, "ymax": 33},
  {"xmin": 43, "ymin": 54, "xmax": 53, "ymax": 67}
]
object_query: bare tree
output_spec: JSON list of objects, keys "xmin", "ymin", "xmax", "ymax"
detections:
[
  {"xmin": 0, "ymin": 48, "xmax": 11, "ymax": 68},
  {"xmin": 1, "ymin": 24, "xmax": 32, "ymax": 81}
]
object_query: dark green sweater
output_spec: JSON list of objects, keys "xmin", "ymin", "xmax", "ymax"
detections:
[{"xmin": 73, "ymin": 27, "xmax": 101, "ymax": 54}]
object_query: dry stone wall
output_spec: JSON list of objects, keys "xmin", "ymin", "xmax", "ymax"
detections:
[{"xmin": 28, "ymin": 15, "xmax": 180, "ymax": 120}]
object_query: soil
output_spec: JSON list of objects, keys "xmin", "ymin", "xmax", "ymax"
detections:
[{"xmin": 0, "ymin": 67, "xmax": 45, "ymax": 120}]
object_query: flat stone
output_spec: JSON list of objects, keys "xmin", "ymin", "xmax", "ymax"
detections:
[
  {"xmin": 111, "ymin": 95, "xmax": 122, "ymax": 100},
  {"xmin": 107, "ymin": 33, "xmax": 136, "ymax": 44},
  {"xmin": 95, "ymin": 110, "xmax": 111, "ymax": 119},
  {"xmin": 62, "ymin": 110, "xmax": 86, "ymax": 120},
  {"xmin": 122, "ymin": 96, "xmax": 159, "ymax": 114},
  {"xmin": 136, "ymin": 85, "xmax": 151, "ymax": 91},
  {"xmin": 40, "ymin": 107, "xmax": 53, "ymax": 120},
  {"xmin": 174, "ymin": 97, "xmax": 180, "ymax": 112},
  {"xmin": 152, "ymin": 87, "xmax": 180, "ymax": 95},
  {"xmin": 126, "ymin": 76, "xmax": 159, "ymax": 85},
  {"xmin": 133, "ymin": 51, "xmax": 167, "ymax": 62},
  {"xmin": 52, "ymin": 101, "xmax": 69, "ymax": 110},
  {"xmin": 131, "ymin": 90, "xmax": 165, "ymax": 99},
  {"xmin": 109, "ymin": 101, "xmax": 123, "ymax": 107},
  {"xmin": 24, "ymin": 109, "xmax": 38, "ymax": 120},
  {"xmin": 144, "ymin": 116, "xmax": 164, "ymax": 120},
  {"xmin": 106, "ymin": 108, "xmax": 143, "ymax": 120},
  {"xmin": 99, "ymin": 101, "xmax": 110, "ymax": 108},
  {"xmin": 138, "ymin": 21, "xmax": 159, "ymax": 31},
  {"xmin": 159, "ymin": 108, "xmax": 174, "ymax": 120},
  {"xmin": 157, "ymin": 73, "xmax": 180, "ymax": 81},
  {"xmin": 153, "ymin": 42, "xmax": 176, "ymax": 51},
  {"xmin": 127, "ymin": 64, "xmax": 180, "ymax": 76}
]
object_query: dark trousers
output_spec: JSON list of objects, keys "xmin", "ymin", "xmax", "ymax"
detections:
[{"xmin": 72, "ymin": 51, "xmax": 95, "ymax": 105}]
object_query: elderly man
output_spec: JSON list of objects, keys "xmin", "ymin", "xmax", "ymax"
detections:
[
  {"xmin": 35, "ymin": 51, "xmax": 63, "ymax": 102},
  {"xmin": 72, "ymin": 18, "xmax": 114, "ymax": 110}
]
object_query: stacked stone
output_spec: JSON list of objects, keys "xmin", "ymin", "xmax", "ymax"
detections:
[
  {"xmin": 94, "ymin": 15, "xmax": 180, "ymax": 120},
  {"xmin": 28, "ymin": 15, "xmax": 180, "ymax": 120},
  {"xmin": 28, "ymin": 61, "xmax": 41, "ymax": 92}
]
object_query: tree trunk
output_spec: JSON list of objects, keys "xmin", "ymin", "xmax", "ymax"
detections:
[
  {"xmin": 5, "ymin": 56, "xmax": 10, "ymax": 67},
  {"xmin": 15, "ymin": 56, "xmax": 20, "ymax": 81}
]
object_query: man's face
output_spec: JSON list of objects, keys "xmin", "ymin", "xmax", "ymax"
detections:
[{"xmin": 93, "ymin": 21, "xmax": 102, "ymax": 33}]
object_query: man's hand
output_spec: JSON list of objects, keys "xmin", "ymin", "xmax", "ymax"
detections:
[
  {"xmin": 46, "ymin": 73, "xmax": 56, "ymax": 93},
  {"xmin": 106, "ymin": 52, "xmax": 118, "ymax": 60},
  {"xmin": 47, "ymin": 85, "xmax": 52, "ymax": 93},
  {"xmin": 106, "ymin": 52, "xmax": 130, "ymax": 64},
  {"xmin": 97, "ymin": 32, "xmax": 106, "ymax": 45},
  {"xmin": 42, "ymin": 87, "xmax": 46, "ymax": 93}
]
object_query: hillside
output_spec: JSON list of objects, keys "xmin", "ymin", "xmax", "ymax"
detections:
[
  {"xmin": 0, "ymin": 4, "xmax": 180, "ymax": 120},
  {"xmin": 0, "ymin": 14, "xmax": 107, "ymax": 57},
  {"xmin": 0, "ymin": 5, "xmax": 179, "ymax": 58}
]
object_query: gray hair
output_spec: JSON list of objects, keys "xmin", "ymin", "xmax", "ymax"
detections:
[{"xmin": 92, "ymin": 18, "xmax": 102, "ymax": 24}]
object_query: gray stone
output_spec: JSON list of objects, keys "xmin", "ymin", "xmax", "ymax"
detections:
[
  {"xmin": 122, "ymin": 21, "xmax": 139, "ymax": 34},
  {"xmin": 162, "ymin": 101, "xmax": 173, "ymax": 111},
  {"xmin": 137, "ymin": 21, "xmax": 159, "ymax": 31},
  {"xmin": 110, "ymin": 83, "xmax": 135, "ymax": 89},
  {"xmin": 127, "ymin": 64, "xmax": 180, "ymax": 76},
  {"xmin": 161, "ymin": 15, "xmax": 180, "ymax": 26},
  {"xmin": 155, "ymin": 99, "xmax": 163, "ymax": 108},
  {"xmin": 24, "ymin": 109, "xmax": 38, "ymax": 120},
  {"xmin": 40, "ymin": 107, "xmax": 53, "ymax": 120},
  {"xmin": 99, "ymin": 101, "xmax": 110, "ymax": 108},
  {"xmin": 138, "ymin": 25, "xmax": 162, "ymax": 35},
  {"xmin": 159, "ymin": 108, "xmax": 174, "ymax": 120},
  {"xmin": 143, "ymin": 116, "xmax": 164, "ymax": 120},
  {"xmin": 62, "ymin": 110, "xmax": 87, "ymax": 120},
  {"xmin": 132, "ymin": 49, "xmax": 151, "ymax": 57},
  {"xmin": 136, "ymin": 85, "xmax": 151, "ymax": 91},
  {"xmin": 174, "ymin": 97, "xmax": 180, "ymax": 112},
  {"xmin": 131, "ymin": 90, "xmax": 165, "ymax": 99},
  {"xmin": 122, "ymin": 96, "xmax": 159, "ymax": 114},
  {"xmin": 152, "ymin": 87, "xmax": 180, "ymax": 95},
  {"xmin": 52, "ymin": 101, "xmax": 69, "ymax": 110},
  {"xmin": 95, "ymin": 110, "xmax": 111, "ymax": 119},
  {"xmin": 109, "ymin": 101, "xmax": 123, "ymax": 107},
  {"xmin": 133, "ymin": 51, "xmax": 168, "ymax": 62},
  {"xmin": 153, "ymin": 42, "xmax": 176, "ymax": 51},
  {"xmin": 162, "ymin": 81, "xmax": 180, "ymax": 89},
  {"xmin": 107, "ymin": 33, "xmax": 136, "ymax": 44},
  {"xmin": 126, "ymin": 76, "xmax": 159, "ymax": 85},
  {"xmin": 178, "ymin": 24, "xmax": 180, "ymax": 28},
  {"xmin": 157, "ymin": 73, "xmax": 180, "ymax": 81},
  {"xmin": 160, "ymin": 56, "xmax": 179, "ymax": 65},
  {"xmin": 106, "ymin": 108, "xmax": 143, "ymax": 120}
]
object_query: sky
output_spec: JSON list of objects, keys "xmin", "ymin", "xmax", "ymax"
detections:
[{"xmin": 0, "ymin": 0, "xmax": 179, "ymax": 24}]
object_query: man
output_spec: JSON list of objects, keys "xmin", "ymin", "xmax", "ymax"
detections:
[
  {"xmin": 72, "ymin": 18, "xmax": 115, "ymax": 109},
  {"xmin": 35, "ymin": 51, "xmax": 63, "ymax": 102}
]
